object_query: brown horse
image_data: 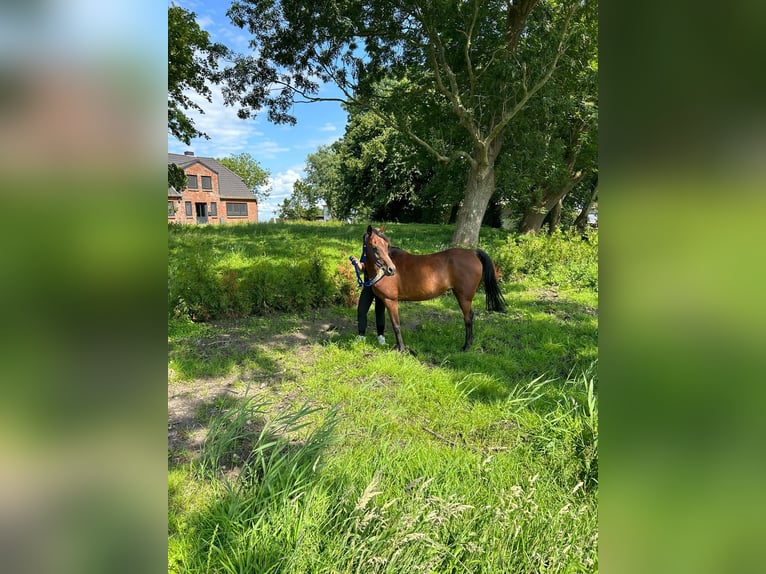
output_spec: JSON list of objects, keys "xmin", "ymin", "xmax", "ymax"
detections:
[{"xmin": 363, "ymin": 225, "xmax": 505, "ymax": 352}]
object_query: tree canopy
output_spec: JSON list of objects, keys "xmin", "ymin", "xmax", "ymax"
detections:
[
  {"xmin": 278, "ymin": 179, "xmax": 324, "ymax": 221},
  {"xmin": 222, "ymin": 0, "xmax": 595, "ymax": 245},
  {"xmin": 216, "ymin": 152, "xmax": 271, "ymax": 201},
  {"xmin": 168, "ymin": 5, "xmax": 229, "ymax": 145},
  {"xmin": 168, "ymin": 162, "xmax": 187, "ymax": 192}
]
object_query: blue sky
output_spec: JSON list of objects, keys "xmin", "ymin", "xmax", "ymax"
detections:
[{"xmin": 168, "ymin": 0, "xmax": 348, "ymax": 221}]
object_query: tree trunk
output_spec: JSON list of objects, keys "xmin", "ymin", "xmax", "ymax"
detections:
[
  {"xmin": 518, "ymin": 169, "xmax": 585, "ymax": 234},
  {"xmin": 574, "ymin": 180, "xmax": 598, "ymax": 232},
  {"xmin": 518, "ymin": 185, "xmax": 570, "ymax": 234},
  {"xmin": 546, "ymin": 198, "xmax": 563, "ymax": 234},
  {"xmin": 451, "ymin": 163, "xmax": 495, "ymax": 247},
  {"xmin": 451, "ymin": 139, "xmax": 503, "ymax": 247}
]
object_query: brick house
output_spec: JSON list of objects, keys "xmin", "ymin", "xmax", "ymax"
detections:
[{"xmin": 168, "ymin": 151, "xmax": 259, "ymax": 224}]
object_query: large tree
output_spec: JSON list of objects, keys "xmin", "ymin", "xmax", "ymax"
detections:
[
  {"xmin": 216, "ymin": 152, "xmax": 271, "ymax": 201},
  {"xmin": 296, "ymin": 145, "xmax": 345, "ymax": 218},
  {"xmin": 221, "ymin": 0, "xmax": 593, "ymax": 246},
  {"xmin": 168, "ymin": 5, "xmax": 229, "ymax": 145},
  {"xmin": 512, "ymin": 18, "xmax": 598, "ymax": 234},
  {"xmin": 278, "ymin": 180, "xmax": 324, "ymax": 220}
]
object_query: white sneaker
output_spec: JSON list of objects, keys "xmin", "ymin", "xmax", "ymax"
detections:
[
  {"xmin": 377, "ymin": 335, "xmax": 386, "ymax": 346},
  {"xmin": 355, "ymin": 335, "xmax": 365, "ymax": 342}
]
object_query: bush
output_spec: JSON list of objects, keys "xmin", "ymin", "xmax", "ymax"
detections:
[
  {"xmin": 335, "ymin": 261, "xmax": 360, "ymax": 307},
  {"xmin": 169, "ymin": 230, "xmax": 343, "ymax": 320},
  {"xmin": 243, "ymin": 253, "xmax": 337, "ymax": 314},
  {"xmin": 168, "ymin": 237, "xmax": 223, "ymax": 321},
  {"xmin": 492, "ymin": 229, "xmax": 598, "ymax": 291},
  {"xmin": 168, "ymin": 223, "xmax": 597, "ymax": 322}
]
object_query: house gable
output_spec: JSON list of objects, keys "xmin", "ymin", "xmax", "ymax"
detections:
[{"xmin": 168, "ymin": 151, "xmax": 259, "ymax": 224}]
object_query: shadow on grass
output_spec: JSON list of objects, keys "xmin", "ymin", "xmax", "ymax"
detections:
[
  {"xmin": 169, "ymin": 394, "xmax": 339, "ymax": 574},
  {"xmin": 387, "ymin": 289, "xmax": 597, "ymax": 403},
  {"xmin": 168, "ymin": 323, "xmax": 282, "ymax": 381}
]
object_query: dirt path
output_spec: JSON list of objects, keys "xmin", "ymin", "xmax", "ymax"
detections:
[{"xmin": 168, "ymin": 311, "xmax": 356, "ymax": 462}]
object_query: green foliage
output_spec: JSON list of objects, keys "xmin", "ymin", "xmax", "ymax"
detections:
[
  {"xmin": 222, "ymin": 0, "xmax": 597, "ymax": 245},
  {"xmin": 167, "ymin": 163, "xmax": 187, "ymax": 192},
  {"xmin": 326, "ymin": 102, "xmax": 464, "ymax": 223},
  {"xmin": 244, "ymin": 254, "xmax": 335, "ymax": 312},
  {"xmin": 493, "ymin": 229, "xmax": 598, "ymax": 291},
  {"xmin": 168, "ymin": 5, "xmax": 228, "ymax": 144},
  {"xmin": 278, "ymin": 180, "xmax": 324, "ymax": 221},
  {"xmin": 216, "ymin": 153, "xmax": 271, "ymax": 200},
  {"xmin": 168, "ymin": 235, "xmax": 223, "ymax": 321},
  {"xmin": 168, "ymin": 223, "xmax": 598, "ymax": 322},
  {"xmin": 168, "ymin": 222, "xmax": 354, "ymax": 321}
]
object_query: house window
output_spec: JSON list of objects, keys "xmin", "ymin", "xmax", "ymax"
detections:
[
  {"xmin": 187, "ymin": 175, "xmax": 198, "ymax": 189},
  {"xmin": 168, "ymin": 201, "xmax": 175, "ymax": 217},
  {"xmin": 201, "ymin": 176, "xmax": 212, "ymax": 190},
  {"xmin": 210, "ymin": 202, "xmax": 217, "ymax": 216},
  {"xmin": 226, "ymin": 202, "xmax": 248, "ymax": 217},
  {"xmin": 185, "ymin": 201, "xmax": 192, "ymax": 217}
]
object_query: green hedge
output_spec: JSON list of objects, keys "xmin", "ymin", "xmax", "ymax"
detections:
[
  {"xmin": 168, "ymin": 232, "xmax": 345, "ymax": 321},
  {"xmin": 491, "ymin": 229, "xmax": 598, "ymax": 291},
  {"xmin": 168, "ymin": 223, "xmax": 598, "ymax": 321}
]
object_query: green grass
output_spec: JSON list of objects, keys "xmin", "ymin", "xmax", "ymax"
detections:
[{"xmin": 168, "ymin": 222, "xmax": 598, "ymax": 573}]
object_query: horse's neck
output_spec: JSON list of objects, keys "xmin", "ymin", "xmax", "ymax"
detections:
[{"xmin": 390, "ymin": 248, "xmax": 412, "ymax": 265}]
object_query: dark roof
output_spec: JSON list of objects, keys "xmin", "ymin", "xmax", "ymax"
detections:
[{"xmin": 168, "ymin": 153, "xmax": 257, "ymax": 201}]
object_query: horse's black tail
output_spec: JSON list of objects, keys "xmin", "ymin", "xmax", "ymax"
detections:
[{"xmin": 476, "ymin": 249, "xmax": 506, "ymax": 313}]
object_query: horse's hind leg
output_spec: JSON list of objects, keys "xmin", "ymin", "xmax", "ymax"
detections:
[
  {"xmin": 383, "ymin": 299, "xmax": 406, "ymax": 352},
  {"xmin": 455, "ymin": 293, "xmax": 475, "ymax": 351}
]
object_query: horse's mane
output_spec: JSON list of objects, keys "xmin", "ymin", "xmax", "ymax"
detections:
[
  {"xmin": 371, "ymin": 227, "xmax": 392, "ymax": 244},
  {"xmin": 371, "ymin": 227, "xmax": 408, "ymax": 256}
]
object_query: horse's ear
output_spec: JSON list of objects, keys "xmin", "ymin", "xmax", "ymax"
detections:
[
  {"xmin": 379, "ymin": 225, "xmax": 385, "ymax": 233},
  {"xmin": 366, "ymin": 225, "xmax": 372, "ymax": 235}
]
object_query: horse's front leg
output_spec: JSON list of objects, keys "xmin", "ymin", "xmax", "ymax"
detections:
[{"xmin": 383, "ymin": 299, "xmax": 405, "ymax": 352}]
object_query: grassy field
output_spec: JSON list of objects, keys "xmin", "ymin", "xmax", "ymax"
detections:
[{"xmin": 168, "ymin": 222, "xmax": 598, "ymax": 573}]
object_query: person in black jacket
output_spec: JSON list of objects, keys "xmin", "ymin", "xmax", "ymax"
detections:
[{"xmin": 350, "ymin": 234, "xmax": 386, "ymax": 345}]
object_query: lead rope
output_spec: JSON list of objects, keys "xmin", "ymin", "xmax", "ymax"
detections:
[{"xmin": 349, "ymin": 256, "xmax": 385, "ymax": 287}]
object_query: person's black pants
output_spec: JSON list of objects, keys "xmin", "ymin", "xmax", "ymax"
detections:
[{"xmin": 357, "ymin": 286, "xmax": 386, "ymax": 336}]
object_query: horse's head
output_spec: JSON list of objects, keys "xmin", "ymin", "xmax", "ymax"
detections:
[{"xmin": 366, "ymin": 225, "xmax": 396, "ymax": 276}]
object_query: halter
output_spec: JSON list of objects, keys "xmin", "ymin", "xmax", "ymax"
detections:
[
  {"xmin": 350, "ymin": 229, "xmax": 390, "ymax": 287},
  {"xmin": 349, "ymin": 256, "xmax": 386, "ymax": 287}
]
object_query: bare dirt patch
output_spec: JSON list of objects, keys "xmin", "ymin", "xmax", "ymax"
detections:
[{"xmin": 168, "ymin": 310, "xmax": 356, "ymax": 463}]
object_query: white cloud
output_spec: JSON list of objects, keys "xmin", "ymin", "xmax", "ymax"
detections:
[
  {"xmin": 196, "ymin": 15, "xmax": 214, "ymax": 30},
  {"xmin": 257, "ymin": 167, "xmax": 305, "ymax": 221},
  {"xmin": 268, "ymin": 168, "xmax": 304, "ymax": 199},
  {"xmin": 319, "ymin": 122, "xmax": 336, "ymax": 132},
  {"xmin": 168, "ymin": 83, "xmax": 274, "ymax": 160}
]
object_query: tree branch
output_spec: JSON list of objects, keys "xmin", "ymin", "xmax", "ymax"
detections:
[
  {"xmin": 422, "ymin": 23, "xmax": 482, "ymax": 149},
  {"xmin": 487, "ymin": 3, "xmax": 577, "ymax": 144},
  {"xmin": 462, "ymin": 0, "xmax": 480, "ymax": 108}
]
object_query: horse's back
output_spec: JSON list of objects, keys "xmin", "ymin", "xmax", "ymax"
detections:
[{"xmin": 389, "ymin": 247, "xmax": 481, "ymax": 301}]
